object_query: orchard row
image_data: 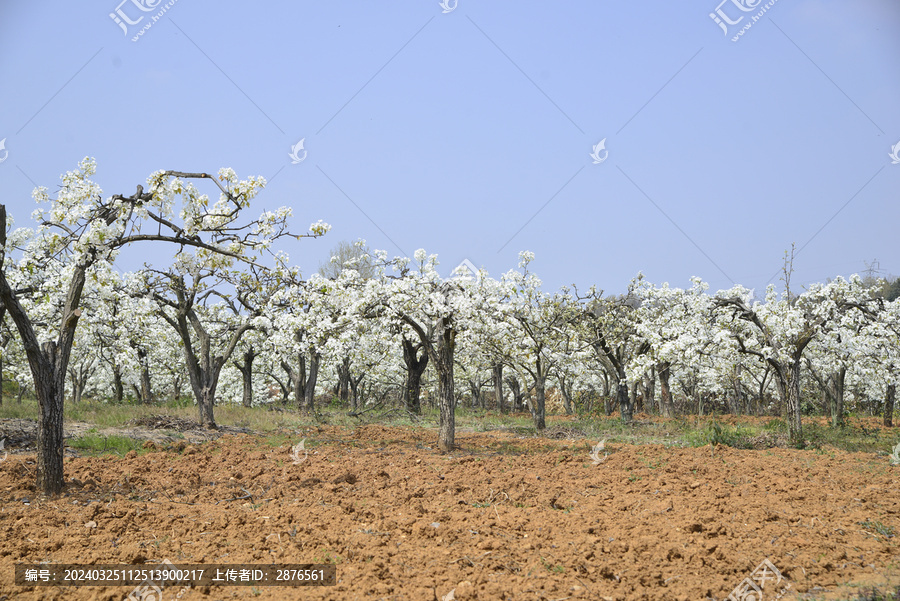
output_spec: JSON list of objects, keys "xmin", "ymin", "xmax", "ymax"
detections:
[{"xmin": 1, "ymin": 160, "xmax": 897, "ymax": 494}]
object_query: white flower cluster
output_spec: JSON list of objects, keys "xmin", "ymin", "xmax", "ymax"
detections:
[{"xmin": 309, "ymin": 220, "xmax": 331, "ymax": 236}]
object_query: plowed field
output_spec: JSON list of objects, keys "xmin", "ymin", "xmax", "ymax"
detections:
[{"xmin": 1, "ymin": 421, "xmax": 898, "ymax": 600}]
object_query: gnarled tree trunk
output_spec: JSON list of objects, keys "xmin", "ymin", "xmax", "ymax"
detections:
[
  {"xmin": 402, "ymin": 337, "xmax": 428, "ymax": 414},
  {"xmin": 0, "ymin": 206, "xmax": 87, "ymax": 496},
  {"xmin": 434, "ymin": 316, "xmax": 456, "ymax": 452},
  {"xmin": 234, "ymin": 346, "xmax": 256, "ymax": 408},
  {"xmin": 657, "ymin": 361, "xmax": 676, "ymax": 418}
]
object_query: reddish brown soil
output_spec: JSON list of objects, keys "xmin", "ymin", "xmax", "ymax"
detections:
[{"xmin": 1, "ymin": 422, "xmax": 898, "ymax": 600}]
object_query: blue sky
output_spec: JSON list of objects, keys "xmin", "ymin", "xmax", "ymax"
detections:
[{"xmin": 1, "ymin": 1, "xmax": 898, "ymax": 295}]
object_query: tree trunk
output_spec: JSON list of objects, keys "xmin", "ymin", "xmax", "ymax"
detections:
[
  {"xmin": 434, "ymin": 317, "xmax": 456, "ymax": 452},
  {"xmin": 492, "ymin": 363, "xmax": 504, "ymax": 414},
  {"xmin": 349, "ymin": 377, "xmax": 359, "ymax": 410},
  {"xmin": 165, "ymin": 299, "xmax": 254, "ymax": 429},
  {"xmin": 237, "ymin": 346, "xmax": 256, "ymax": 408},
  {"xmin": 657, "ymin": 361, "xmax": 676, "ymax": 418},
  {"xmin": 190, "ymin": 368, "xmax": 220, "ymax": 429},
  {"xmin": 505, "ymin": 376, "xmax": 522, "ymax": 412},
  {"xmin": 178, "ymin": 325, "xmax": 226, "ymax": 429},
  {"xmin": 303, "ymin": 351, "xmax": 320, "ymax": 415},
  {"xmin": 402, "ymin": 337, "xmax": 428, "ymax": 414},
  {"xmin": 339, "ymin": 356, "xmax": 350, "ymax": 402},
  {"xmin": 185, "ymin": 364, "xmax": 217, "ymax": 428},
  {"xmin": 830, "ymin": 368, "xmax": 846, "ymax": 428},
  {"xmin": 281, "ymin": 357, "xmax": 305, "ymax": 411},
  {"xmin": 405, "ymin": 366, "xmax": 424, "ymax": 413},
  {"xmin": 559, "ymin": 377, "xmax": 574, "ymax": 415},
  {"xmin": 757, "ymin": 368, "xmax": 771, "ymax": 416},
  {"xmin": 779, "ymin": 359, "xmax": 803, "ymax": 444},
  {"xmin": 590, "ymin": 336, "xmax": 631, "ymax": 423},
  {"xmin": 0, "ymin": 208, "xmax": 88, "ymax": 495},
  {"xmin": 172, "ymin": 373, "xmax": 182, "ymax": 404},
  {"xmin": 35, "ymin": 343, "xmax": 66, "ymax": 495},
  {"xmin": 70, "ymin": 368, "xmax": 84, "ymax": 404},
  {"xmin": 113, "ymin": 364, "xmax": 124, "ymax": 404},
  {"xmin": 616, "ymin": 372, "xmax": 632, "ymax": 422},
  {"xmin": 643, "ymin": 369, "xmax": 655, "ymax": 414},
  {"xmin": 349, "ymin": 373, "xmax": 365, "ymax": 410},
  {"xmin": 884, "ymin": 383, "xmax": 896, "ymax": 428},
  {"xmin": 132, "ymin": 345, "xmax": 152, "ymax": 404},
  {"xmin": 139, "ymin": 361, "xmax": 152, "ymax": 405},
  {"xmin": 268, "ymin": 373, "xmax": 290, "ymax": 406},
  {"xmin": 732, "ymin": 362, "xmax": 744, "ymax": 415},
  {"xmin": 531, "ymin": 357, "xmax": 547, "ymax": 431}
]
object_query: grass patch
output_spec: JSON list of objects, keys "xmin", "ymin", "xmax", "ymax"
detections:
[
  {"xmin": 860, "ymin": 520, "xmax": 896, "ymax": 539},
  {"xmin": 0, "ymin": 401, "xmax": 38, "ymax": 420},
  {"xmin": 801, "ymin": 420, "xmax": 894, "ymax": 453},
  {"xmin": 260, "ymin": 432, "xmax": 298, "ymax": 448},
  {"xmin": 684, "ymin": 420, "xmax": 758, "ymax": 449},
  {"xmin": 68, "ymin": 434, "xmax": 147, "ymax": 456},
  {"xmin": 3, "ymin": 393, "xmax": 896, "ymax": 458}
]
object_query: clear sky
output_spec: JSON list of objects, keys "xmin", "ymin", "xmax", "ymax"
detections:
[{"xmin": 1, "ymin": 1, "xmax": 898, "ymax": 295}]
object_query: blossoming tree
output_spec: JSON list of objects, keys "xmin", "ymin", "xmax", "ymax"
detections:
[{"xmin": 0, "ymin": 159, "xmax": 326, "ymax": 494}]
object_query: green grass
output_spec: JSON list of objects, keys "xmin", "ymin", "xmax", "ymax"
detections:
[
  {"xmin": 0, "ymin": 400, "xmax": 36, "ymax": 420},
  {"xmin": 0, "ymin": 396, "xmax": 312, "ymax": 432},
  {"xmin": 68, "ymin": 434, "xmax": 147, "ymax": 456},
  {"xmin": 860, "ymin": 520, "xmax": 897, "ymax": 539},
  {"xmin": 684, "ymin": 420, "xmax": 757, "ymax": 448},
  {"xmin": 3, "ymin": 393, "xmax": 898, "ymax": 458},
  {"xmin": 801, "ymin": 421, "xmax": 894, "ymax": 453}
]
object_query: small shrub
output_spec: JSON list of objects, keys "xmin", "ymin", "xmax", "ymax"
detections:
[{"xmin": 686, "ymin": 420, "xmax": 755, "ymax": 448}]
